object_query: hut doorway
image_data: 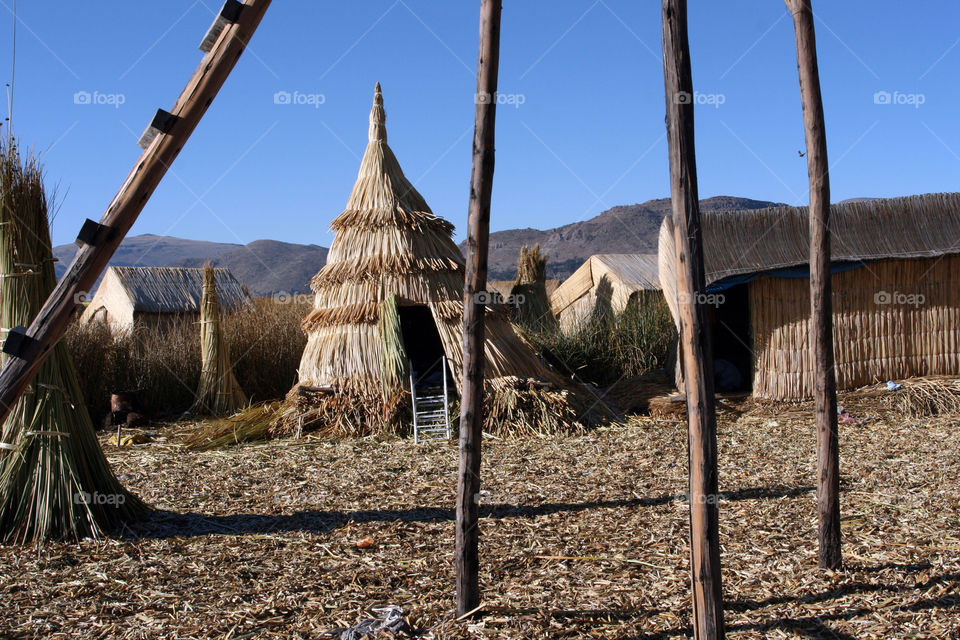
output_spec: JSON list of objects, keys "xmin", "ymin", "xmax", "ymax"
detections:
[
  {"xmin": 710, "ymin": 283, "xmax": 752, "ymax": 392},
  {"xmin": 398, "ymin": 306, "xmax": 451, "ymax": 389}
]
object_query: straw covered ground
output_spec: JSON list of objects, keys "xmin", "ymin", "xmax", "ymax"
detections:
[{"xmin": 0, "ymin": 393, "xmax": 958, "ymax": 639}]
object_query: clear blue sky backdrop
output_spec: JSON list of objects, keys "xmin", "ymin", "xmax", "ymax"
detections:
[{"xmin": 3, "ymin": 1, "xmax": 958, "ymax": 248}]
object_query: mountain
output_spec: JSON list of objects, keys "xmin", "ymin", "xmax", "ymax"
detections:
[
  {"xmin": 466, "ymin": 196, "xmax": 783, "ymax": 280},
  {"xmin": 53, "ymin": 234, "xmax": 326, "ymax": 297},
  {"xmin": 54, "ymin": 234, "xmax": 241, "ymax": 280},
  {"xmin": 173, "ymin": 240, "xmax": 328, "ymax": 296},
  {"xmin": 53, "ymin": 196, "xmax": 781, "ymax": 297}
]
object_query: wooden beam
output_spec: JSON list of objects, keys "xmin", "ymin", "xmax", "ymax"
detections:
[
  {"xmin": 0, "ymin": 0, "xmax": 272, "ymax": 425},
  {"xmin": 456, "ymin": 0, "xmax": 502, "ymax": 619},
  {"xmin": 661, "ymin": 1, "xmax": 725, "ymax": 638},
  {"xmin": 786, "ymin": 0, "xmax": 842, "ymax": 570}
]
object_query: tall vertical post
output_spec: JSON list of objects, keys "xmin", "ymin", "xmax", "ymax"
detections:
[
  {"xmin": 456, "ymin": 0, "xmax": 502, "ymax": 618},
  {"xmin": 661, "ymin": 1, "xmax": 725, "ymax": 637},
  {"xmin": 786, "ymin": 0, "xmax": 841, "ymax": 570}
]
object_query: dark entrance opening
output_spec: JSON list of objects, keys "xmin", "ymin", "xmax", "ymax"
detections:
[
  {"xmin": 398, "ymin": 305, "xmax": 452, "ymax": 389},
  {"xmin": 710, "ymin": 283, "xmax": 752, "ymax": 392}
]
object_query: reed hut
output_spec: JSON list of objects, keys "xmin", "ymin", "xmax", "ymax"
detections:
[
  {"xmin": 551, "ymin": 254, "xmax": 661, "ymax": 331},
  {"xmin": 658, "ymin": 193, "xmax": 960, "ymax": 399},
  {"xmin": 280, "ymin": 84, "xmax": 596, "ymax": 437},
  {"xmin": 79, "ymin": 266, "xmax": 249, "ymax": 332}
]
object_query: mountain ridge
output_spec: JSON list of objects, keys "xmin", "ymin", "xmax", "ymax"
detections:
[{"xmin": 54, "ymin": 196, "xmax": 785, "ymax": 296}]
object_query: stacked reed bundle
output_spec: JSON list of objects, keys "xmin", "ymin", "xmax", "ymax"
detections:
[
  {"xmin": 0, "ymin": 141, "xmax": 145, "ymax": 542},
  {"xmin": 191, "ymin": 263, "xmax": 247, "ymax": 415},
  {"xmin": 509, "ymin": 245, "xmax": 558, "ymax": 334}
]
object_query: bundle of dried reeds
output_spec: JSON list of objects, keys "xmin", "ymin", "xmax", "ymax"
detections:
[
  {"xmin": 510, "ymin": 245, "xmax": 558, "ymax": 334},
  {"xmin": 191, "ymin": 263, "xmax": 247, "ymax": 416},
  {"xmin": 0, "ymin": 140, "xmax": 145, "ymax": 542}
]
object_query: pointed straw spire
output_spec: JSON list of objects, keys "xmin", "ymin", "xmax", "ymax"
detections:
[
  {"xmin": 192, "ymin": 263, "xmax": 247, "ymax": 416},
  {"xmin": 368, "ymin": 82, "xmax": 387, "ymax": 143}
]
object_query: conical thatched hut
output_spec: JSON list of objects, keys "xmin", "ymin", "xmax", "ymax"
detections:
[{"xmin": 279, "ymin": 84, "xmax": 597, "ymax": 437}]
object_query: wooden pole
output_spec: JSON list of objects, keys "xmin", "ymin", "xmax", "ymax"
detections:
[
  {"xmin": 456, "ymin": 0, "xmax": 501, "ymax": 618},
  {"xmin": 0, "ymin": 0, "xmax": 272, "ymax": 424},
  {"xmin": 661, "ymin": 1, "xmax": 725, "ymax": 637},
  {"xmin": 786, "ymin": 0, "xmax": 841, "ymax": 570}
]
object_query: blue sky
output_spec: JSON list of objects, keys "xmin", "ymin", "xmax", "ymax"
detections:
[{"xmin": 3, "ymin": 1, "xmax": 958, "ymax": 248}]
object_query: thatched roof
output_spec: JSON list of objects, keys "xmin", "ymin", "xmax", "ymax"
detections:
[
  {"xmin": 107, "ymin": 266, "xmax": 249, "ymax": 313},
  {"xmin": 658, "ymin": 193, "xmax": 960, "ymax": 320},
  {"xmin": 296, "ymin": 84, "xmax": 556, "ymax": 396},
  {"xmin": 551, "ymin": 254, "xmax": 660, "ymax": 318}
]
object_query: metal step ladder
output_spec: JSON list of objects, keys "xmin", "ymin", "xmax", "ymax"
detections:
[{"xmin": 410, "ymin": 356, "xmax": 452, "ymax": 443}]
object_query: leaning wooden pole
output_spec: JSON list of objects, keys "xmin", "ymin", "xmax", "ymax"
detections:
[
  {"xmin": 456, "ymin": 0, "xmax": 502, "ymax": 618},
  {"xmin": 661, "ymin": 1, "xmax": 725, "ymax": 637},
  {"xmin": 786, "ymin": 0, "xmax": 841, "ymax": 570},
  {"xmin": 0, "ymin": 0, "xmax": 272, "ymax": 425}
]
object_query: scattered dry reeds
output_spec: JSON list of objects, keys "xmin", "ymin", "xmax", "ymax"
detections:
[{"xmin": 2, "ymin": 397, "xmax": 958, "ymax": 637}]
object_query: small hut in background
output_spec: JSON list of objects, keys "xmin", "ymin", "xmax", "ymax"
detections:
[
  {"xmin": 550, "ymin": 254, "xmax": 661, "ymax": 331},
  {"xmin": 80, "ymin": 266, "xmax": 249, "ymax": 332},
  {"xmin": 509, "ymin": 245, "xmax": 558, "ymax": 333},
  {"xmin": 0, "ymin": 141, "xmax": 145, "ymax": 543},
  {"xmin": 191, "ymin": 264, "xmax": 247, "ymax": 416},
  {"xmin": 658, "ymin": 193, "xmax": 960, "ymax": 399},
  {"xmin": 279, "ymin": 84, "xmax": 600, "ymax": 437}
]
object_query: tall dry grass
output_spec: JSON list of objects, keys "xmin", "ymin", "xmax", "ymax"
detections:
[
  {"xmin": 527, "ymin": 292, "xmax": 676, "ymax": 388},
  {"xmin": 66, "ymin": 299, "xmax": 310, "ymax": 423}
]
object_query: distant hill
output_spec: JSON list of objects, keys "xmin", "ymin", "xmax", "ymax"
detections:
[
  {"xmin": 466, "ymin": 196, "xmax": 783, "ymax": 280},
  {"xmin": 54, "ymin": 234, "xmax": 326, "ymax": 297},
  {"xmin": 54, "ymin": 234, "xmax": 242, "ymax": 278},
  {"xmin": 173, "ymin": 240, "xmax": 328, "ymax": 296},
  {"xmin": 54, "ymin": 196, "xmax": 782, "ymax": 297}
]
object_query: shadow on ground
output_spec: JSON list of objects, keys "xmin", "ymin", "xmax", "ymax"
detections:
[{"xmin": 120, "ymin": 484, "xmax": 812, "ymax": 540}]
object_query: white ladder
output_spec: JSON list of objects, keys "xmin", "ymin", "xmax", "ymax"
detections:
[{"xmin": 410, "ymin": 356, "xmax": 451, "ymax": 443}]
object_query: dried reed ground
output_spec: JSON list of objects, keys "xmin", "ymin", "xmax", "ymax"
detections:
[{"xmin": 0, "ymin": 399, "xmax": 958, "ymax": 639}]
